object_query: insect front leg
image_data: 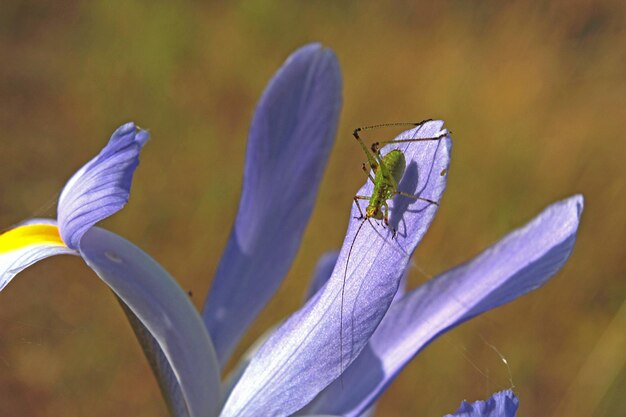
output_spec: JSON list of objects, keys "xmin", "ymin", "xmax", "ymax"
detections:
[
  {"xmin": 353, "ymin": 128, "xmax": 379, "ymax": 172},
  {"xmin": 353, "ymin": 195, "xmax": 370, "ymax": 219},
  {"xmin": 361, "ymin": 163, "xmax": 375, "ymax": 184}
]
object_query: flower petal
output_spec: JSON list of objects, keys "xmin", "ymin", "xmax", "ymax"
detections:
[
  {"xmin": 202, "ymin": 43, "xmax": 342, "ymax": 367},
  {"xmin": 0, "ymin": 222, "xmax": 77, "ymax": 291},
  {"xmin": 445, "ymin": 390, "xmax": 519, "ymax": 417},
  {"xmin": 310, "ymin": 195, "xmax": 583, "ymax": 416},
  {"xmin": 58, "ymin": 122, "xmax": 149, "ymax": 249},
  {"xmin": 305, "ymin": 251, "xmax": 339, "ymax": 301},
  {"xmin": 304, "ymin": 251, "xmax": 410, "ymax": 308},
  {"xmin": 118, "ymin": 301, "xmax": 191, "ymax": 417},
  {"xmin": 359, "ymin": 405, "xmax": 378, "ymax": 417},
  {"xmin": 79, "ymin": 227, "xmax": 220, "ymax": 417},
  {"xmin": 220, "ymin": 122, "xmax": 451, "ymax": 417},
  {"xmin": 228, "ymin": 249, "xmax": 340, "ymax": 407}
]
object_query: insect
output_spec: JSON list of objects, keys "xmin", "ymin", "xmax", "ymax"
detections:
[{"xmin": 339, "ymin": 120, "xmax": 446, "ymax": 377}]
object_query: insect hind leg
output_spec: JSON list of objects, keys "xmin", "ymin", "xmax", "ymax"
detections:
[
  {"xmin": 353, "ymin": 119, "xmax": 445, "ymax": 154},
  {"xmin": 353, "ymin": 121, "xmax": 433, "ymax": 169},
  {"xmin": 361, "ymin": 163, "xmax": 375, "ymax": 184},
  {"xmin": 371, "ymin": 131, "xmax": 447, "ymax": 153},
  {"xmin": 354, "ymin": 119, "xmax": 432, "ymax": 134}
]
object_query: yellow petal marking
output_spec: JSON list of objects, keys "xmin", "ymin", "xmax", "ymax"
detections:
[{"xmin": 0, "ymin": 224, "xmax": 66, "ymax": 254}]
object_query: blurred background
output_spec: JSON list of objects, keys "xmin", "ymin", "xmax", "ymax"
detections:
[{"xmin": 0, "ymin": 1, "xmax": 624, "ymax": 416}]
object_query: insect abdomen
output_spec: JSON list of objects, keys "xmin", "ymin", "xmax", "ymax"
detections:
[{"xmin": 383, "ymin": 149, "xmax": 406, "ymax": 185}]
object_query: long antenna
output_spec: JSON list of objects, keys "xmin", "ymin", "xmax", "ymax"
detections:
[{"xmin": 340, "ymin": 217, "xmax": 370, "ymax": 384}]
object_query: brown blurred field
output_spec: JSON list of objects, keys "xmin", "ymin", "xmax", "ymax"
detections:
[{"xmin": 0, "ymin": 1, "xmax": 624, "ymax": 416}]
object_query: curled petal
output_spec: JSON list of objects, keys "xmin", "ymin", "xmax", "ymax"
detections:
[
  {"xmin": 79, "ymin": 227, "xmax": 220, "ymax": 417},
  {"xmin": 445, "ymin": 390, "xmax": 519, "ymax": 417},
  {"xmin": 0, "ymin": 222, "xmax": 77, "ymax": 291},
  {"xmin": 58, "ymin": 122, "xmax": 149, "ymax": 249},
  {"xmin": 311, "ymin": 195, "xmax": 583, "ymax": 416},
  {"xmin": 203, "ymin": 43, "xmax": 342, "ymax": 367},
  {"xmin": 220, "ymin": 122, "xmax": 451, "ymax": 417}
]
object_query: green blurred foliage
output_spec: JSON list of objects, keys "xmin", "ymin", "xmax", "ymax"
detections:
[{"xmin": 0, "ymin": 1, "xmax": 624, "ymax": 416}]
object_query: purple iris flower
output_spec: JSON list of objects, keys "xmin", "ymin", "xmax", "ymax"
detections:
[{"xmin": 0, "ymin": 43, "xmax": 583, "ymax": 417}]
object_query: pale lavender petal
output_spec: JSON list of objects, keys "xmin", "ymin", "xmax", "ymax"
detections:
[
  {"xmin": 18, "ymin": 218, "xmax": 59, "ymax": 226},
  {"xmin": 58, "ymin": 122, "xmax": 149, "ymax": 249},
  {"xmin": 310, "ymin": 195, "xmax": 582, "ymax": 416},
  {"xmin": 0, "ymin": 220, "xmax": 77, "ymax": 292},
  {"xmin": 445, "ymin": 390, "xmax": 519, "ymax": 417},
  {"xmin": 220, "ymin": 122, "xmax": 451, "ymax": 417},
  {"xmin": 305, "ymin": 251, "xmax": 339, "ymax": 301},
  {"xmin": 202, "ymin": 43, "xmax": 342, "ymax": 367},
  {"xmin": 80, "ymin": 227, "xmax": 220, "ymax": 417},
  {"xmin": 0, "ymin": 244, "xmax": 76, "ymax": 291}
]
